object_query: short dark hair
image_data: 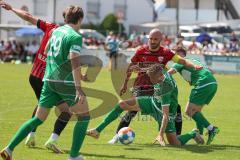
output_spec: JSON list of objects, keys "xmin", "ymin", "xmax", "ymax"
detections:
[
  {"xmin": 147, "ymin": 64, "xmax": 163, "ymax": 77},
  {"xmin": 176, "ymin": 47, "xmax": 187, "ymax": 56},
  {"xmin": 64, "ymin": 5, "xmax": 84, "ymax": 24}
]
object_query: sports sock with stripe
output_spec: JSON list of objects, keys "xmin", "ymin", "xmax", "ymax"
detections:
[
  {"xmin": 177, "ymin": 130, "xmax": 196, "ymax": 145},
  {"xmin": 70, "ymin": 116, "xmax": 90, "ymax": 158},
  {"xmin": 96, "ymin": 104, "xmax": 124, "ymax": 133},
  {"xmin": 192, "ymin": 112, "xmax": 210, "ymax": 133},
  {"xmin": 8, "ymin": 117, "xmax": 43, "ymax": 151}
]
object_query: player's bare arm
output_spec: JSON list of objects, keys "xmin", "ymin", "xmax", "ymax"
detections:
[
  {"xmin": 70, "ymin": 52, "xmax": 85, "ymax": 104},
  {"xmin": 168, "ymin": 68, "xmax": 177, "ymax": 75},
  {"xmin": 0, "ymin": 1, "xmax": 38, "ymax": 25},
  {"xmin": 173, "ymin": 54, "xmax": 203, "ymax": 70},
  {"xmin": 120, "ymin": 62, "xmax": 136, "ymax": 96},
  {"xmin": 157, "ymin": 106, "xmax": 169, "ymax": 146}
]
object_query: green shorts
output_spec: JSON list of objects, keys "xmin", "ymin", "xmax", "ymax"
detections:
[
  {"xmin": 137, "ymin": 96, "xmax": 176, "ymax": 133},
  {"xmin": 38, "ymin": 81, "xmax": 77, "ymax": 108},
  {"xmin": 190, "ymin": 83, "xmax": 217, "ymax": 106}
]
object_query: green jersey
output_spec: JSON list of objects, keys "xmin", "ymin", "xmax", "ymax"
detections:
[
  {"xmin": 43, "ymin": 24, "xmax": 82, "ymax": 82},
  {"xmin": 172, "ymin": 58, "xmax": 216, "ymax": 87},
  {"xmin": 152, "ymin": 72, "xmax": 178, "ymax": 117}
]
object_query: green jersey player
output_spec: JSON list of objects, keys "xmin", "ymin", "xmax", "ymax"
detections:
[
  {"xmin": 87, "ymin": 64, "xmax": 203, "ymax": 146},
  {"xmin": 168, "ymin": 47, "xmax": 219, "ymax": 145},
  {"xmin": 1, "ymin": 6, "xmax": 89, "ymax": 160}
]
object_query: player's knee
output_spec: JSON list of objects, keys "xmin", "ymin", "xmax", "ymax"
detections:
[
  {"xmin": 119, "ymin": 100, "xmax": 128, "ymax": 109},
  {"xmin": 168, "ymin": 138, "xmax": 181, "ymax": 146},
  {"xmin": 70, "ymin": 103, "xmax": 89, "ymax": 116},
  {"xmin": 58, "ymin": 112, "xmax": 72, "ymax": 122},
  {"xmin": 185, "ymin": 109, "xmax": 192, "ymax": 117}
]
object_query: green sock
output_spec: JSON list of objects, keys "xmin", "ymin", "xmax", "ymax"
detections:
[
  {"xmin": 177, "ymin": 130, "xmax": 196, "ymax": 145},
  {"xmin": 8, "ymin": 117, "xmax": 43, "ymax": 151},
  {"xmin": 192, "ymin": 112, "xmax": 210, "ymax": 129},
  {"xmin": 196, "ymin": 122, "xmax": 204, "ymax": 135},
  {"xmin": 70, "ymin": 116, "xmax": 90, "ymax": 158},
  {"xmin": 96, "ymin": 104, "xmax": 123, "ymax": 133}
]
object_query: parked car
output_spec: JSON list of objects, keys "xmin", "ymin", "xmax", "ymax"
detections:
[
  {"xmin": 179, "ymin": 25, "xmax": 204, "ymax": 33},
  {"xmin": 79, "ymin": 29, "xmax": 106, "ymax": 47},
  {"xmin": 199, "ymin": 22, "xmax": 233, "ymax": 34}
]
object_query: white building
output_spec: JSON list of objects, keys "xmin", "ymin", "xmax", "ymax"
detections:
[
  {"xmin": 0, "ymin": 0, "xmax": 153, "ymax": 37},
  {"xmin": 0, "ymin": 0, "xmax": 239, "ymax": 39}
]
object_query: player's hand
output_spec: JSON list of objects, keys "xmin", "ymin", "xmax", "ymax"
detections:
[
  {"xmin": 120, "ymin": 84, "xmax": 127, "ymax": 96},
  {"xmin": 0, "ymin": 1, "xmax": 12, "ymax": 10},
  {"xmin": 194, "ymin": 65, "xmax": 203, "ymax": 70},
  {"xmin": 129, "ymin": 65, "xmax": 141, "ymax": 73},
  {"xmin": 153, "ymin": 134, "xmax": 166, "ymax": 146},
  {"xmin": 75, "ymin": 87, "xmax": 86, "ymax": 104}
]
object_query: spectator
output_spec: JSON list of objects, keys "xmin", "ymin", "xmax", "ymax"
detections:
[
  {"xmin": 105, "ymin": 33, "xmax": 119, "ymax": 70},
  {"xmin": 106, "ymin": 31, "xmax": 114, "ymax": 43},
  {"xmin": 17, "ymin": 42, "xmax": 26, "ymax": 62},
  {"xmin": 2, "ymin": 41, "xmax": 12, "ymax": 61},
  {"xmin": 188, "ymin": 40, "xmax": 201, "ymax": 54},
  {"xmin": 162, "ymin": 35, "xmax": 172, "ymax": 48},
  {"xmin": 140, "ymin": 32, "xmax": 148, "ymax": 45},
  {"xmin": 220, "ymin": 42, "xmax": 229, "ymax": 55},
  {"xmin": 28, "ymin": 40, "xmax": 39, "ymax": 62},
  {"xmin": 0, "ymin": 40, "xmax": 5, "ymax": 60},
  {"xmin": 129, "ymin": 30, "xmax": 137, "ymax": 41},
  {"xmin": 229, "ymin": 32, "xmax": 239, "ymax": 52},
  {"xmin": 189, "ymin": 40, "xmax": 198, "ymax": 51}
]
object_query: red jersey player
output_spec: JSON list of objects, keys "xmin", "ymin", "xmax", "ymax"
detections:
[
  {"xmin": 0, "ymin": 1, "xmax": 81, "ymax": 153},
  {"xmin": 108, "ymin": 28, "xmax": 202, "ymax": 144}
]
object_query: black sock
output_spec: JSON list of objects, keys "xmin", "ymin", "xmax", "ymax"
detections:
[
  {"xmin": 175, "ymin": 104, "xmax": 182, "ymax": 136},
  {"xmin": 31, "ymin": 106, "xmax": 38, "ymax": 132},
  {"xmin": 116, "ymin": 111, "xmax": 138, "ymax": 133},
  {"xmin": 53, "ymin": 112, "xmax": 72, "ymax": 135}
]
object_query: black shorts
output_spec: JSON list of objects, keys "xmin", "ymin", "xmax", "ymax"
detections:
[
  {"xmin": 29, "ymin": 74, "xmax": 43, "ymax": 100},
  {"xmin": 109, "ymin": 51, "xmax": 117, "ymax": 58}
]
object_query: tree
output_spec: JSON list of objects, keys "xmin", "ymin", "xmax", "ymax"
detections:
[{"xmin": 101, "ymin": 13, "xmax": 125, "ymax": 34}]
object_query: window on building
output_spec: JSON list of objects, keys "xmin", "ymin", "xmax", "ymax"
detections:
[
  {"xmin": 166, "ymin": 0, "xmax": 177, "ymax": 8},
  {"xmin": 33, "ymin": 0, "xmax": 48, "ymax": 16},
  {"xmin": 87, "ymin": 1, "xmax": 100, "ymax": 19}
]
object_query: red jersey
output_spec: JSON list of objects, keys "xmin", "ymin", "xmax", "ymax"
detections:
[
  {"xmin": 131, "ymin": 45, "xmax": 175, "ymax": 87},
  {"xmin": 30, "ymin": 19, "xmax": 58, "ymax": 79}
]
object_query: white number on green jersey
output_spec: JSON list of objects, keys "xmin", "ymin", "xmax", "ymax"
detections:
[{"xmin": 49, "ymin": 35, "xmax": 63, "ymax": 57}]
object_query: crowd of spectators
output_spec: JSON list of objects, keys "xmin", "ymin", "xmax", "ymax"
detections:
[
  {"xmin": 0, "ymin": 40, "xmax": 39, "ymax": 63},
  {"xmin": 119, "ymin": 31, "xmax": 240, "ymax": 56},
  {"xmin": 1, "ymin": 31, "xmax": 240, "ymax": 64}
]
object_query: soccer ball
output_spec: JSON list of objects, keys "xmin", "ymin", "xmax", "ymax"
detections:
[{"xmin": 118, "ymin": 127, "xmax": 135, "ymax": 145}]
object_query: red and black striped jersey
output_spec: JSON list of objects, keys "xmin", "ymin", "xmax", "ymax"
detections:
[{"xmin": 30, "ymin": 19, "xmax": 58, "ymax": 79}]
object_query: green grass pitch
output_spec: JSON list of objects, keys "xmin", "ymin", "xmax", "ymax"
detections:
[{"xmin": 0, "ymin": 63, "xmax": 240, "ymax": 160}]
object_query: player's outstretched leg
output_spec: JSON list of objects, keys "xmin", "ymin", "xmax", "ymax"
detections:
[
  {"xmin": 87, "ymin": 98, "xmax": 139, "ymax": 139},
  {"xmin": 157, "ymin": 129, "xmax": 204, "ymax": 146},
  {"xmin": 176, "ymin": 129, "xmax": 204, "ymax": 145},
  {"xmin": 1, "ymin": 107, "xmax": 48, "ymax": 160},
  {"xmin": 45, "ymin": 102, "xmax": 72, "ymax": 153},
  {"xmin": 68, "ymin": 97, "xmax": 90, "ymax": 160},
  {"xmin": 25, "ymin": 105, "xmax": 38, "ymax": 147},
  {"xmin": 25, "ymin": 75, "xmax": 43, "ymax": 147},
  {"xmin": 186, "ymin": 102, "xmax": 219, "ymax": 145},
  {"xmin": 108, "ymin": 111, "xmax": 138, "ymax": 144}
]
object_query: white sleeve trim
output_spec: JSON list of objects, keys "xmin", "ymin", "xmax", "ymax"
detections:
[{"xmin": 162, "ymin": 104, "xmax": 170, "ymax": 107}]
